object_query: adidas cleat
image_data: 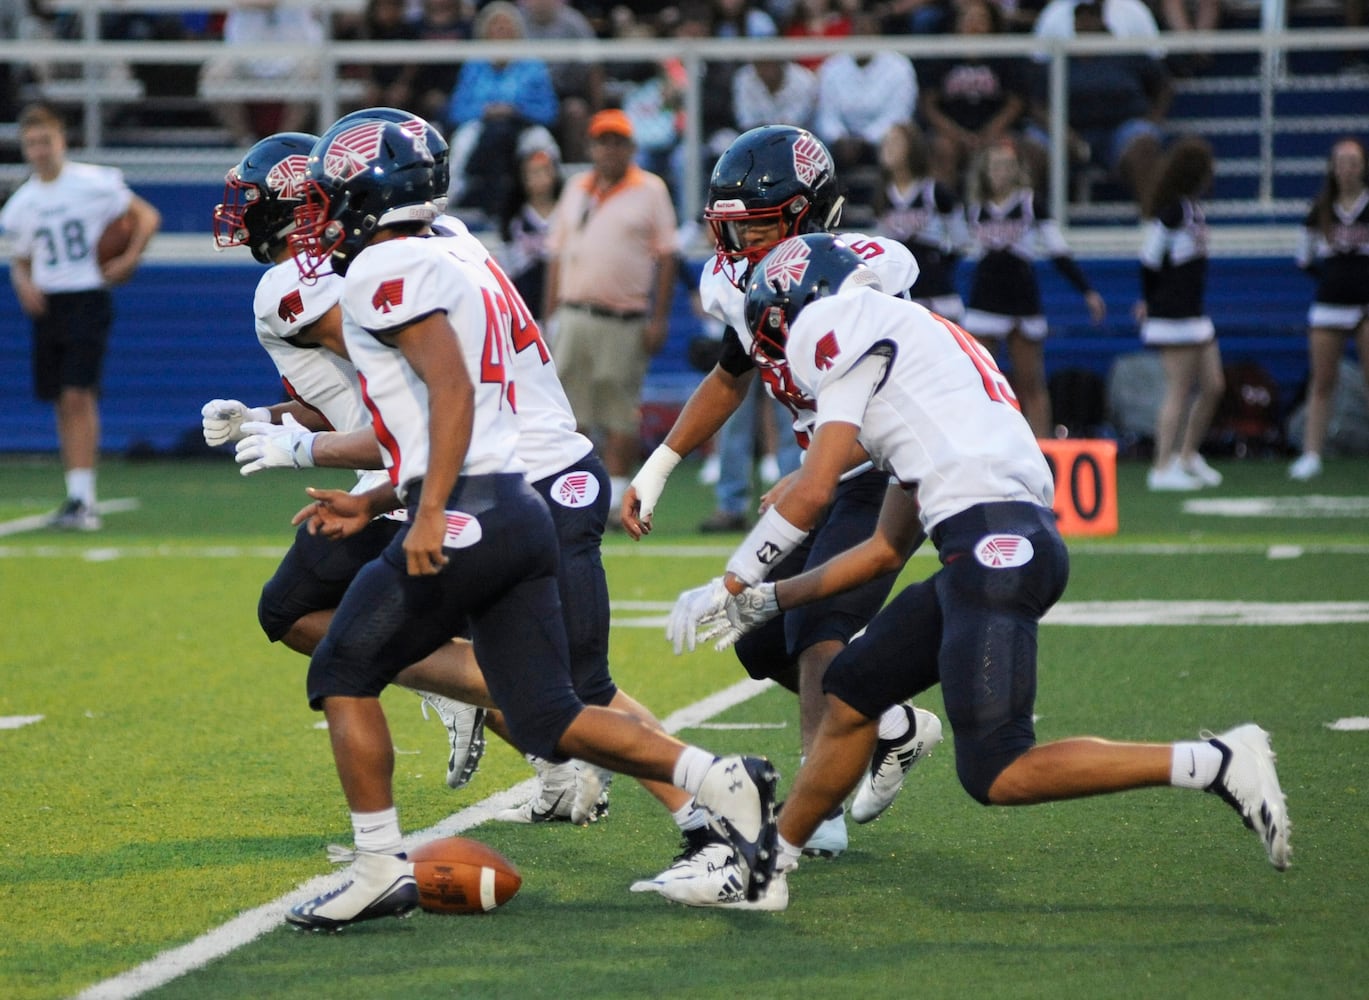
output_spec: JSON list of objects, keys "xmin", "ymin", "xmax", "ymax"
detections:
[
  {"xmin": 655, "ymin": 855, "xmax": 792, "ymax": 911},
  {"xmin": 851, "ymin": 705, "xmax": 943, "ymax": 824},
  {"xmin": 286, "ymin": 848, "xmax": 418, "ymax": 931},
  {"xmin": 1204, "ymin": 723, "xmax": 1291, "ymax": 871},
  {"xmin": 693, "ymin": 755, "xmax": 778, "ymax": 902}
]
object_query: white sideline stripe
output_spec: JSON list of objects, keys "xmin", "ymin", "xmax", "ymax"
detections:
[
  {"xmin": 0, "ymin": 714, "xmax": 44, "ymax": 730},
  {"xmin": 1326, "ymin": 717, "xmax": 1369, "ymax": 731},
  {"xmin": 72, "ymin": 676, "xmax": 774, "ymax": 1000},
  {"xmin": 0, "ymin": 498, "xmax": 140, "ymax": 537}
]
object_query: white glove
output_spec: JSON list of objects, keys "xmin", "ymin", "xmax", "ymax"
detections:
[
  {"xmin": 699, "ymin": 582, "xmax": 780, "ymax": 651},
  {"xmin": 666, "ymin": 576, "xmax": 730, "ymax": 655},
  {"xmin": 202, "ymin": 399, "xmax": 272, "ymax": 447},
  {"xmin": 234, "ymin": 413, "xmax": 317, "ymax": 476}
]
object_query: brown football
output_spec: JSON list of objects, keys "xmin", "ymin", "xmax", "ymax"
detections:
[
  {"xmin": 410, "ymin": 836, "xmax": 521, "ymax": 914},
  {"xmin": 96, "ymin": 213, "xmax": 134, "ymax": 265}
]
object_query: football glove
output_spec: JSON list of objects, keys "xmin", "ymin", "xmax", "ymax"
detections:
[
  {"xmin": 202, "ymin": 398, "xmax": 272, "ymax": 447},
  {"xmin": 699, "ymin": 583, "xmax": 780, "ymax": 651},
  {"xmin": 234, "ymin": 413, "xmax": 317, "ymax": 476},
  {"xmin": 666, "ymin": 576, "xmax": 730, "ymax": 655}
]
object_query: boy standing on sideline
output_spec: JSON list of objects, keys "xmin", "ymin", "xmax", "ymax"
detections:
[{"xmin": 1, "ymin": 102, "xmax": 160, "ymax": 530}]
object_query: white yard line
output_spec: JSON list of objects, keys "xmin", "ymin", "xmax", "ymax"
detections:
[
  {"xmin": 0, "ymin": 498, "xmax": 140, "ymax": 538},
  {"xmin": 72, "ymin": 677, "xmax": 774, "ymax": 1000}
]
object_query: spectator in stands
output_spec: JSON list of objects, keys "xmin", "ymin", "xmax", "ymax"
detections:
[
  {"xmin": 782, "ymin": 0, "xmax": 851, "ymax": 72},
  {"xmin": 520, "ymin": 0, "xmax": 603, "ymax": 164},
  {"xmin": 1031, "ymin": 0, "xmax": 1170, "ymax": 207},
  {"xmin": 712, "ymin": 0, "xmax": 778, "ymax": 39},
  {"xmin": 880, "ymin": 0, "xmax": 953, "ymax": 35},
  {"xmin": 349, "ymin": 0, "xmax": 420, "ymax": 112},
  {"xmin": 544, "ymin": 108, "xmax": 679, "ymax": 512},
  {"xmin": 1033, "ymin": 0, "xmax": 1159, "ymax": 38},
  {"xmin": 0, "ymin": 103, "xmax": 160, "ymax": 531},
  {"xmin": 499, "ymin": 130, "xmax": 564, "ymax": 323},
  {"xmin": 813, "ymin": 7, "xmax": 918, "ymax": 171},
  {"xmin": 446, "ymin": 1, "xmax": 559, "ymax": 228},
  {"xmin": 1136, "ymin": 136, "xmax": 1225, "ymax": 491},
  {"xmin": 1289, "ymin": 137, "xmax": 1369, "ymax": 481},
  {"xmin": 962, "ymin": 136, "xmax": 1106, "ymax": 437},
  {"xmin": 616, "ymin": 20, "xmax": 687, "ymax": 200},
  {"xmin": 918, "ymin": 0, "xmax": 1036, "ymax": 193},
  {"xmin": 410, "ymin": 0, "xmax": 475, "ymax": 125},
  {"xmin": 732, "ymin": 58, "xmax": 819, "ymax": 133},
  {"xmin": 199, "ymin": 1, "xmax": 325, "ymax": 147},
  {"xmin": 875, "ymin": 121, "xmax": 971, "ymax": 321}
]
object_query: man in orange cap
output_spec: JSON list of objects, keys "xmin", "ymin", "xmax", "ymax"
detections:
[{"xmin": 543, "ymin": 108, "xmax": 679, "ymax": 513}]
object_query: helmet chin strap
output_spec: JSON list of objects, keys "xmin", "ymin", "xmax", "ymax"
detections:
[{"xmin": 822, "ymin": 194, "xmax": 845, "ymax": 231}]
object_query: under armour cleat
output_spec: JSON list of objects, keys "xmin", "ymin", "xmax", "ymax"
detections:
[
  {"xmin": 630, "ymin": 828, "xmax": 733, "ymax": 895},
  {"xmin": 1204, "ymin": 723, "xmax": 1291, "ymax": 871},
  {"xmin": 655, "ymin": 854, "xmax": 793, "ymax": 911},
  {"xmin": 417, "ymin": 692, "xmax": 487, "ymax": 790},
  {"xmin": 693, "ymin": 755, "xmax": 778, "ymax": 902},
  {"xmin": 495, "ymin": 756, "xmax": 578, "ymax": 822},
  {"xmin": 851, "ymin": 705, "xmax": 943, "ymax": 824},
  {"xmin": 571, "ymin": 763, "xmax": 613, "ymax": 825},
  {"xmin": 801, "ymin": 806, "xmax": 848, "ymax": 858},
  {"xmin": 286, "ymin": 848, "xmax": 418, "ymax": 931}
]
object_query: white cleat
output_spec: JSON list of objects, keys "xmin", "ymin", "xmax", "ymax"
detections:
[
  {"xmin": 1203, "ymin": 723, "xmax": 1291, "ymax": 871},
  {"xmin": 1147, "ymin": 459, "xmax": 1204, "ymax": 492},
  {"xmin": 1182, "ymin": 454, "xmax": 1223, "ymax": 487},
  {"xmin": 693, "ymin": 755, "xmax": 779, "ymax": 902},
  {"xmin": 655, "ymin": 855, "xmax": 792, "ymax": 912},
  {"xmin": 1288, "ymin": 452, "xmax": 1322, "ymax": 481},
  {"xmin": 801, "ymin": 808, "xmax": 848, "ymax": 858},
  {"xmin": 286, "ymin": 847, "xmax": 418, "ymax": 931},
  {"xmin": 495, "ymin": 756, "xmax": 578, "ymax": 822},
  {"xmin": 851, "ymin": 705, "xmax": 943, "ymax": 824},
  {"xmin": 571, "ymin": 763, "xmax": 613, "ymax": 825},
  {"xmin": 417, "ymin": 692, "xmax": 487, "ymax": 790},
  {"xmin": 630, "ymin": 829, "xmax": 733, "ymax": 895}
]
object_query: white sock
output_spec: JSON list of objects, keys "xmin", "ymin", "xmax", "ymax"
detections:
[
  {"xmin": 672, "ymin": 801, "xmax": 709, "ymax": 832},
  {"xmin": 672, "ymin": 745, "xmax": 717, "ymax": 795},
  {"xmin": 878, "ymin": 704, "xmax": 911, "ymax": 740},
  {"xmin": 1170, "ymin": 741, "xmax": 1224, "ymax": 789},
  {"xmin": 352, "ymin": 806, "xmax": 403, "ymax": 855},
  {"xmin": 609, "ymin": 476, "xmax": 628, "ymax": 510},
  {"xmin": 66, "ymin": 468, "xmax": 95, "ymax": 506},
  {"xmin": 776, "ymin": 834, "xmax": 802, "ymax": 871}
]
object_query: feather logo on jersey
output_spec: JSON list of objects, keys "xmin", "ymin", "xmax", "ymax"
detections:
[
  {"xmin": 277, "ymin": 289, "xmax": 305, "ymax": 324},
  {"xmin": 973, "ymin": 534, "xmax": 1034, "ymax": 569},
  {"xmin": 323, "ymin": 122, "xmax": 387, "ymax": 181},
  {"xmin": 372, "ymin": 279, "xmax": 404, "ymax": 312},
  {"xmin": 814, "ymin": 331, "xmax": 840, "ymax": 371},
  {"xmin": 442, "ymin": 511, "xmax": 483, "ymax": 549},
  {"xmin": 764, "ymin": 238, "xmax": 811, "ymax": 291},
  {"xmin": 551, "ymin": 470, "xmax": 600, "ymax": 509},
  {"xmin": 265, "ymin": 155, "xmax": 309, "ymax": 197},
  {"xmin": 792, "ymin": 134, "xmax": 833, "ymax": 189}
]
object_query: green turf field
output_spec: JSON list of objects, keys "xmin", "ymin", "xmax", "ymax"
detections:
[{"xmin": 2, "ymin": 453, "xmax": 1366, "ymax": 1000}]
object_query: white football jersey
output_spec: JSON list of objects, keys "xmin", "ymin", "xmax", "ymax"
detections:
[
  {"xmin": 433, "ymin": 217, "xmax": 593, "ymax": 482},
  {"xmin": 341, "ymin": 236, "xmax": 525, "ymax": 497},
  {"xmin": 785, "ymin": 287, "xmax": 1053, "ymax": 532},
  {"xmin": 698, "ymin": 233, "xmax": 920, "ymax": 438},
  {"xmin": 0, "ymin": 162, "xmax": 132, "ymax": 292}
]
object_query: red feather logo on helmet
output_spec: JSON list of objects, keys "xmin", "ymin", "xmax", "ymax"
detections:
[
  {"xmin": 265, "ymin": 155, "xmax": 309, "ymax": 197},
  {"xmin": 791, "ymin": 134, "xmax": 832, "ymax": 188},
  {"xmin": 323, "ymin": 122, "xmax": 388, "ymax": 181},
  {"xmin": 763, "ymin": 237, "xmax": 811, "ymax": 292}
]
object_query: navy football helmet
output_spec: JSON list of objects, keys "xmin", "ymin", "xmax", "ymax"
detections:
[
  {"xmin": 213, "ymin": 132, "xmax": 318, "ymax": 264},
  {"xmin": 291, "ymin": 117, "xmax": 437, "ymax": 280},
  {"xmin": 332, "ymin": 107, "xmax": 450, "ymax": 197},
  {"xmin": 705, "ymin": 126, "xmax": 845, "ymax": 265},
  {"xmin": 743, "ymin": 234, "xmax": 880, "ymax": 366}
]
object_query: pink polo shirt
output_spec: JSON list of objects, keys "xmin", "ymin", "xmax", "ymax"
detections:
[{"xmin": 546, "ymin": 164, "xmax": 678, "ymax": 315}]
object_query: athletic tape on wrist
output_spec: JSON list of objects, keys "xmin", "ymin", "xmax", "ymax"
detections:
[{"xmin": 726, "ymin": 507, "xmax": 807, "ymax": 585}]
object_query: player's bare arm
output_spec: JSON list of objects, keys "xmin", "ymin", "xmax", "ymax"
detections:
[
  {"xmin": 758, "ymin": 435, "xmax": 872, "ymax": 514},
  {"xmin": 398, "ymin": 312, "xmax": 475, "ymax": 577},
  {"xmin": 8, "ymin": 257, "xmax": 46, "ymax": 317}
]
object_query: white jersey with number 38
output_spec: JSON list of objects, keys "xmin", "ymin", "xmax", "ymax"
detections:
[{"xmin": 786, "ymin": 287, "xmax": 1053, "ymax": 531}]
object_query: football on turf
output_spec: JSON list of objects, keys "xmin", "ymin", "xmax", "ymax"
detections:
[
  {"xmin": 96, "ymin": 213, "xmax": 134, "ymax": 265},
  {"xmin": 410, "ymin": 836, "xmax": 521, "ymax": 914}
]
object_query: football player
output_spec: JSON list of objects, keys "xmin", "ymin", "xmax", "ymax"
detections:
[
  {"xmin": 204, "ymin": 126, "xmax": 493, "ymax": 792},
  {"xmin": 673, "ymin": 234, "xmax": 1290, "ymax": 909},
  {"xmin": 282, "ymin": 118, "xmax": 779, "ymax": 928},
  {"xmin": 620, "ymin": 126, "xmax": 942, "ymax": 888}
]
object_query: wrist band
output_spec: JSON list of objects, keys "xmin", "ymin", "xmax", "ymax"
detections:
[{"xmin": 726, "ymin": 507, "xmax": 808, "ymax": 585}]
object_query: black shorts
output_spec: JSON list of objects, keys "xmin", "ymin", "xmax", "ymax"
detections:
[{"xmin": 32, "ymin": 290, "xmax": 113, "ymax": 401}]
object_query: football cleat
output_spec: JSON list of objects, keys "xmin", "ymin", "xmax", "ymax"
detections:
[
  {"xmin": 630, "ymin": 827, "xmax": 733, "ymax": 894},
  {"xmin": 655, "ymin": 853, "xmax": 793, "ymax": 911},
  {"xmin": 692, "ymin": 755, "xmax": 779, "ymax": 902},
  {"xmin": 571, "ymin": 763, "xmax": 613, "ymax": 825},
  {"xmin": 286, "ymin": 848, "xmax": 418, "ymax": 931},
  {"xmin": 1288, "ymin": 452, "xmax": 1322, "ymax": 481},
  {"xmin": 417, "ymin": 692, "xmax": 487, "ymax": 790},
  {"xmin": 801, "ymin": 806, "xmax": 848, "ymax": 858},
  {"xmin": 1203, "ymin": 723, "xmax": 1291, "ymax": 871},
  {"xmin": 1182, "ymin": 454, "xmax": 1223, "ymax": 487},
  {"xmin": 47, "ymin": 498, "xmax": 101, "ymax": 532},
  {"xmin": 851, "ymin": 705, "xmax": 944, "ymax": 824},
  {"xmin": 495, "ymin": 756, "xmax": 578, "ymax": 823}
]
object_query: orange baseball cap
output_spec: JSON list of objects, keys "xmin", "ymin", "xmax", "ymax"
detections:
[{"xmin": 588, "ymin": 108, "xmax": 634, "ymax": 140}]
